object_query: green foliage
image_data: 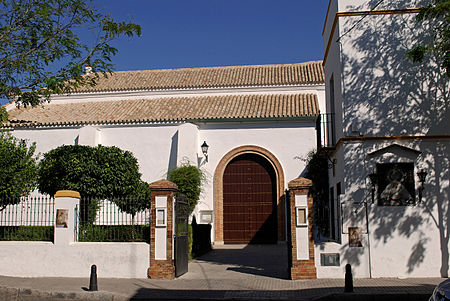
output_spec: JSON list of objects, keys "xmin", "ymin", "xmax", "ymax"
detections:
[
  {"xmin": 0, "ymin": 107, "xmax": 7, "ymax": 123},
  {"xmin": 0, "ymin": 226, "xmax": 53, "ymax": 241},
  {"xmin": 0, "ymin": 0, "xmax": 141, "ymax": 108},
  {"xmin": 37, "ymin": 144, "xmax": 150, "ymax": 214},
  {"xmin": 0, "ymin": 131, "xmax": 37, "ymax": 203},
  {"xmin": 303, "ymin": 150, "xmax": 330, "ymax": 237},
  {"xmin": 78, "ymin": 224, "xmax": 149, "ymax": 242},
  {"xmin": 168, "ymin": 164, "xmax": 204, "ymax": 213},
  {"xmin": 408, "ymin": 0, "xmax": 450, "ymax": 76},
  {"xmin": 188, "ymin": 224, "xmax": 193, "ymax": 260}
]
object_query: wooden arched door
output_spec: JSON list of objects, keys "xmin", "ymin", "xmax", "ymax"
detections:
[{"xmin": 222, "ymin": 153, "xmax": 277, "ymax": 244}]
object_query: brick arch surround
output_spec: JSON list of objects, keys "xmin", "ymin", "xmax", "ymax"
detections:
[{"xmin": 214, "ymin": 145, "xmax": 286, "ymax": 244}]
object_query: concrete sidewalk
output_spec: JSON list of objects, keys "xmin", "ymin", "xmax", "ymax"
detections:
[
  {"xmin": 0, "ymin": 245, "xmax": 444, "ymax": 300},
  {"xmin": 0, "ymin": 274, "xmax": 443, "ymax": 300}
]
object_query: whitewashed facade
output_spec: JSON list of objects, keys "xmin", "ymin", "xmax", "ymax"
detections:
[
  {"xmin": 319, "ymin": 0, "xmax": 449, "ymax": 278},
  {"xmin": 3, "ymin": 62, "xmax": 325, "ymax": 245}
]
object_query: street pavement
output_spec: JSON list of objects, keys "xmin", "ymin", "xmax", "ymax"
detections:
[{"xmin": 0, "ymin": 244, "xmax": 445, "ymax": 300}]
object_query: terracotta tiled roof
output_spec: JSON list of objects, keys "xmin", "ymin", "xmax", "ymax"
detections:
[
  {"xmin": 7, "ymin": 94, "xmax": 319, "ymax": 127},
  {"xmin": 75, "ymin": 61, "xmax": 324, "ymax": 92}
]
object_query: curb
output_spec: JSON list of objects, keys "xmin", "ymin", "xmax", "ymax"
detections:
[
  {"xmin": 0, "ymin": 286, "xmax": 120, "ymax": 301},
  {"xmin": 312, "ymin": 293, "xmax": 431, "ymax": 301}
]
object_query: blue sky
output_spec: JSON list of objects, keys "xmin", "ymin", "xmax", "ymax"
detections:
[
  {"xmin": 1, "ymin": 1, "xmax": 329, "ymax": 106},
  {"xmin": 96, "ymin": 0, "xmax": 329, "ymax": 71}
]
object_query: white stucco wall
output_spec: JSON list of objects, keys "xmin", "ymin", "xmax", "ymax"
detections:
[
  {"xmin": 320, "ymin": 0, "xmax": 449, "ymax": 278},
  {"xmin": 323, "ymin": 0, "xmax": 447, "ymax": 141},
  {"xmin": 195, "ymin": 121, "xmax": 316, "ymax": 210},
  {"xmin": 10, "ymin": 127, "xmax": 81, "ymax": 157},
  {"xmin": 98, "ymin": 124, "xmax": 180, "ymax": 182},
  {"xmin": 10, "ymin": 119, "xmax": 318, "ymax": 244},
  {"xmin": 316, "ymin": 139, "xmax": 450, "ymax": 278},
  {"xmin": 0, "ymin": 242, "xmax": 149, "ymax": 278},
  {"xmin": 338, "ymin": 3, "xmax": 447, "ymax": 137}
]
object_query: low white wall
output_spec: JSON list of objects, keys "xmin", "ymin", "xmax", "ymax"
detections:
[{"xmin": 0, "ymin": 241, "xmax": 149, "ymax": 278}]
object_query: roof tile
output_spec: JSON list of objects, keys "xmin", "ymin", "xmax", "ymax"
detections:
[
  {"xmin": 7, "ymin": 94, "xmax": 319, "ymax": 127},
  {"xmin": 75, "ymin": 61, "xmax": 324, "ymax": 93}
]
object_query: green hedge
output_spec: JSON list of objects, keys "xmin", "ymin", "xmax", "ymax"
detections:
[
  {"xmin": 78, "ymin": 225, "xmax": 150, "ymax": 243},
  {"xmin": 0, "ymin": 226, "xmax": 53, "ymax": 241}
]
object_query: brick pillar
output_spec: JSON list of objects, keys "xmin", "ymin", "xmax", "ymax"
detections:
[
  {"xmin": 288, "ymin": 177, "xmax": 317, "ymax": 280},
  {"xmin": 148, "ymin": 179, "xmax": 178, "ymax": 279}
]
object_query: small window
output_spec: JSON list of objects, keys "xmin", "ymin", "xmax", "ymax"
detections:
[
  {"xmin": 377, "ymin": 163, "xmax": 415, "ymax": 206},
  {"xmin": 296, "ymin": 207, "xmax": 307, "ymax": 226},
  {"xmin": 156, "ymin": 208, "xmax": 166, "ymax": 226}
]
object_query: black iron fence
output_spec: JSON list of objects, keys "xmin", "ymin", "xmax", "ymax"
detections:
[
  {"xmin": 316, "ymin": 113, "xmax": 336, "ymax": 148},
  {"xmin": 77, "ymin": 197, "xmax": 151, "ymax": 243},
  {"xmin": 0, "ymin": 195, "xmax": 55, "ymax": 241}
]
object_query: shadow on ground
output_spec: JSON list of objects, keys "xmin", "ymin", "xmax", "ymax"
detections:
[
  {"xmin": 128, "ymin": 284, "xmax": 436, "ymax": 301},
  {"xmin": 192, "ymin": 244, "xmax": 289, "ymax": 279}
]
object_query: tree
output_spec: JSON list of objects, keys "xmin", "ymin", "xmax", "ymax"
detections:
[
  {"xmin": 37, "ymin": 145, "xmax": 150, "ymax": 214},
  {"xmin": 0, "ymin": 0, "xmax": 141, "ymax": 121},
  {"xmin": 0, "ymin": 131, "xmax": 37, "ymax": 205},
  {"xmin": 168, "ymin": 164, "xmax": 205, "ymax": 214},
  {"xmin": 303, "ymin": 150, "xmax": 330, "ymax": 238},
  {"xmin": 408, "ymin": 0, "xmax": 450, "ymax": 77}
]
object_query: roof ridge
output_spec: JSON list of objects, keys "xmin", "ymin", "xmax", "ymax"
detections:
[
  {"xmin": 94, "ymin": 60, "xmax": 323, "ymax": 74},
  {"xmin": 74, "ymin": 60, "xmax": 324, "ymax": 93}
]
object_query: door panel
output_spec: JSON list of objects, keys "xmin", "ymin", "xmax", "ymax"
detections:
[{"xmin": 223, "ymin": 154, "xmax": 277, "ymax": 244}]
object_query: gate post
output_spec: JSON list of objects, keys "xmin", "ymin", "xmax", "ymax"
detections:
[
  {"xmin": 54, "ymin": 190, "xmax": 80, "ymax": 246},
  {"xmin": 288, "ymin": 177, "xmax": 317, "ymax": 279},
  {"xmin": 148, "ymin": 179, "xmax": 178, "ymax": 279}
]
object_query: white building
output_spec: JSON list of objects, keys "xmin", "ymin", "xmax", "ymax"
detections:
[
  {"xmin": 318, "ymin": 0, "xmax": 449, "ymax": 278},
  {"xmin": 3, "ymin": 61, "xmax": 325, "ymax": 246}
]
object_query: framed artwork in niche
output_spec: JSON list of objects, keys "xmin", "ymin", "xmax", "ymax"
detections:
[{"xmin": 376, "ymin": 163, "xmax": 415, "ymax": 206}]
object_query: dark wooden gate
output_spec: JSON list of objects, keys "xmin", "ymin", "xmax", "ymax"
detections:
[
  {"xmin": 223, "ymin": 153, "xmax": 277, "ymax": 244},
  {"xmin": 174, "ymin": 193, "xmax": 189, "ymax": 277}
]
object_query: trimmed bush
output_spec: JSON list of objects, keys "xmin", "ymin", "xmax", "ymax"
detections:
[
  {"xmin": 38, "ymin": 145, "xmax": 151, "ymax": 215},
  {"xmin": 168, "ymin": 164, "xmax": 205, "ymax": 214}
]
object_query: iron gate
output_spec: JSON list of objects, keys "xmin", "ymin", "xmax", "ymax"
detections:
[
  {"xmin": 285, "ymin": 189, "xmax": 292, "ymax": 270},
  {"xmin": 174, "ymin": 193, "xmax": 189, "ymax": 277}
]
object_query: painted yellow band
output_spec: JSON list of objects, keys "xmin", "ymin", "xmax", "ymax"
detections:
[{"xmin": 54, "ymin": 190, "xmax": 81, "ymax": 199}]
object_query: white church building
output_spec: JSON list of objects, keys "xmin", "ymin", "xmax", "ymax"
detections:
[
  {"xmin": 2, "ymin": 0, "xmax": 448, "ymax": 280},
  {"xmin": 4, "ymin": 61, "xmax": 325, "ymax": 246}
]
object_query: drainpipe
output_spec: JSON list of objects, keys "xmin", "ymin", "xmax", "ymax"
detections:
[
  {"xmin": 365, "ymin": 200, "xmax": 372, "ymax": 279},
  {"xmin": 361, "ymin": 141, "xmax": 373, "ymax": 279}
]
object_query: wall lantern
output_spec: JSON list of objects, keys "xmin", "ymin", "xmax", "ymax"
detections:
[
  {"xmin": 417, "ymin": 169, "xmax": 427, "ymax": 203},
  {"xmin": 201, "ymin": 141, "xmax": 209, "ymax": 162},
  {"xmin": 368, "ymin": 172, "xmax": 378, "ymax": 204}
]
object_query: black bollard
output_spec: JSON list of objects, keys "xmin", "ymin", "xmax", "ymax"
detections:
[
  {"xmin": 89, "ymin": 264, "xmax": 98, "ymax": 291},
  {"xmin": 344, "ymin": 264, "xmax": 353, "ymax": 293}
]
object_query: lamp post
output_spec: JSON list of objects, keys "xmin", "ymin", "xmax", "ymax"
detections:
[
  {"xmin": 201, "ymin": 141, "xmax": 209, "ymax": 162},
  {"xmin": 417, "ymin": 169, "xmax": 427, "ymax": 203}
]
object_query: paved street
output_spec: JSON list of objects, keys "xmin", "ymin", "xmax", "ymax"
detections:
[{"xmin": 0, "ymin": 244, "xmax": 444, "ymax": 300}]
